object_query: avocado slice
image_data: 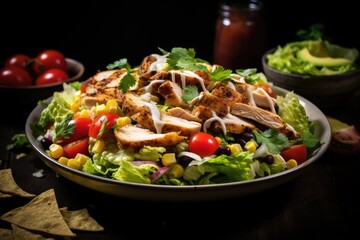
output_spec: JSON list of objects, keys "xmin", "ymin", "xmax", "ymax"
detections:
[{"xmin": 297, "ymin": 48, "xmax": 352, "ymax": 67}]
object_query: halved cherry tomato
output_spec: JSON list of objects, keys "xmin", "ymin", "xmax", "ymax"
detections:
[
  {"xmin": 89, "ymin": 113, "xmax": 120, "ymax": 139},
  {"xmin": 57, "ymin": 118, "xmax": 92, "ymax": 145},
  {"xmin": 63, "ymin": 137, "xmax": 89, "ymax": 158},
  {"xmin": 281, "ymin": 144, "xmax": 307, "ymax": 164},
  {"xmin": 188, "ymin": 132, "xmax": 219, "ymax": 158}
]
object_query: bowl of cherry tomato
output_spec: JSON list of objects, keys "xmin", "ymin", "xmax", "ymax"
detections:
[{"xmin": 0, "ymin": 49, "xmax": 84, "ymax": 119}]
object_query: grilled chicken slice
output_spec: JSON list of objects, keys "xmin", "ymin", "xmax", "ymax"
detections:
[
  {"xmin": 114, "ymin": 124, "xmax": 187, "ymax": 151},
  {"xmin": 122, "ymin": 92, "xmax": 159, "ymax": 117},
  {"xmin": 157, "ymin": 80, "xmax": 188, "ymax": 107},
  {"xmin": 131, "ymin": 109, "xmax": 201, "ymax": 136},
  {"xmin": 167, "ymin": 107, "xmax": 202, "ymax": 122},
  {"xmin": 81, "ymin": 69, "xmax": 128, "ymax": 109},
  {"xmin": 149, "ymin": 70, "xmax": 211, "ymax": 92},
  {"xmin": 212, "ymin": 113, "xmax": 256, "ymax": 134},
  {"xmin": 138, "ymin": 54, "xmax": 168, "ymax": 79},
  {"xmin": 196, "ymin": 92, "xmax": 230, "ymax": 116},
  {"xmin": 231, "ymin": 102, "xmax": 299, "ymax": 138}
]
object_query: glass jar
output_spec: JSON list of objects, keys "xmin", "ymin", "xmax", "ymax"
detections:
[{"xmin": 213, "ymin": 0, "xmax": 266, "ymax": 70}]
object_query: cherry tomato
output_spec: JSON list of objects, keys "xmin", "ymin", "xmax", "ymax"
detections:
[
  {"xmin": 32, "ymin": 49, "xmax": 67, "ymax": 75},
  {"xmin": 0, "ymin": 66, "xmax": 33, "ymax": 87},
  {"xmin": 89, "ymin": 113, "xmax": 120, "ymax": 139},
  {"xmin": 281, "ymin": 144, "xmax": 307, "ymax": 165},
  {"xmin": 57, "ymin": 118, "xmax": 92, "ymax": 145},
  {"xmin": 35, "ymin": 68, "xmax": 69, "ymax": 86},
  {"xmin": 188, "ymin": 132, "xmax": 219, "ymax": 158},
  {"xmin": 63, "ymin": 137, "xmax": 89, "ymax": 158},
  {"xmin": 258, "ymin": 83, "xmax": 275, "ymax": 98},
  {"xmin": 5, "ymin": 54, "xmax": 31, "ymax": 69}
]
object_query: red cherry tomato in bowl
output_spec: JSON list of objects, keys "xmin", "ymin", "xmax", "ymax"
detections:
[
  {"xmin": 35, "ymin": 68, "xmax": 69, "ymax": 86},
  {"xmin": 0, "ymin": 66, "xmax": 33, "ymax": 87},
  {"xmin": 32, "ymin": 49, "xmax": 67, "ymax": 75},
  {"xmin": 188, "ymin": 132, "xmax": 219, "ymax": 158},
  {"xmin": 89, "ymin": 113, "xmax": 120, "ymax": 139},
  {"xmin": 5, "ymin": 54, "xmax": 31, "ymax": 69}
]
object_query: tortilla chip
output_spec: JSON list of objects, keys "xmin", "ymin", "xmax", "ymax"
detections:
[
  {"xmin": 0, "ymin": 169, "xmax": 36, "ymax": 198},
  {"xmin": 11, "ymin": 224, "xmax": 55, "ymax": 240},
  {"xmin": 59, "ymin": 207, "xmax": 104, "ymax": 232},
  {"xmin": 0, "ymin": 228, "xmax": 13, "ymax": 240},
  {"xmin": 0, "ymin": 191, "xmax": 13, "ymax": 199},
  {"xmin": 0, "ymin": 189, "xmax": 76, "ymax": 237}
]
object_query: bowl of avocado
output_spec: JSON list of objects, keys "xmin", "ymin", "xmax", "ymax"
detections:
[{"xmin": 262, "ymin": 38, "xmax": 360, "ymax": 110}]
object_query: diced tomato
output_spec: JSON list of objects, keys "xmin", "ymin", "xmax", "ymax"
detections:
[
  {"xmin": 281, "ymin": 144, "xmax": 307, "ymax": 164},
  {"xmin": 63, "ymin": 138, "xmax": 89, "ymax": 158}
]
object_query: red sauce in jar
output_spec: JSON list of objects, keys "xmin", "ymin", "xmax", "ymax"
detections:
[{"xmin": 213, "ymin": 1, "xmax": 266, "ymax": 70}]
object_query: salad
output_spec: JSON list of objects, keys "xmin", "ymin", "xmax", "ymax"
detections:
[
  {"xmin": 31, "ymin": 47, "xmax": 322, "ymax": 186},
  {"xmin": 266, "ymin": 24, "xmax": 359, "ymax": 76}
]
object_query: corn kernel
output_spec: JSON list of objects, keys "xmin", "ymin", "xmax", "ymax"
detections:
[
  {"xmin": 58, "ymin": 156, "xmax": 69, "ymax": 165},
  {"xmin": 75, "ymin": 153, "xmax": 91, "ymax": 165},
  {"xmin": 67, "ymin": 159, "xmax": 82, "ymax": 170},
  {"xmin": 229, "ymin": 143, "xmax": 242, "ymax": 155},
  {"xmin": 162, "ymin": 153, "xmax": 177, "ymax": 167},
  {"xmin": 76, "ymin": 109, "xmax": 90, "ymax": 118},
  {"xmin": 106, "ymin": 99, "xmax": 119, "ymax": 113},
  {"xmin": 116, "ymin": 117, "xmax": 131, "ymax": 127},
  {"xmin": 286, "ymin": 159, "xmax": 298, "ymax": 169},
  {"xmin": 92, "ymin": 139, "xmax": 105, "ymax": 154},
  {"xmin": 244, "ymin": 141, "xmax": 257, "ymax": 153},
  {"xmin": 70, "ymin": 101, "xmax": 81, "ymax": 113},
  {"xmin": 215, "ymin": 137, "xmax": 222, "ymax": 145},
  {"xmin": 95, "ymin": 104, "xmax": 107, "ymax": 116},
  {"xmin": 49, "ymin": 144, "xmax": 64, "ymax": 159},
  {"xmin": 167, "ymin": 164, "xmax": 184, "ymax": 178}
]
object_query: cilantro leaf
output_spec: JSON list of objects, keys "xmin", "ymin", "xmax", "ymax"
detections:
[
  {"xmin": 253, "ymin": 129, "xmax": 290, "ymax": 154},
  {"xmin": 182, "ymin": 85, "xmax": 199, "ymax": 102},
  {"xmin": 119, "ymin": 72, "xmax": 136, "ymax": 92},
  {"xmin": 106, "ymin": 58, "xmax": 136, "ymax": 92},
  {"xmin": 6, "ymin": 133, "xmax": 30, "ymax": 151},
  {"xmin": 163, "ymin": 47, "xmax": 209, "ymax": 70},
  {"xmin": 235, "ymin": 68, "xmax": 261, "ymax": 84},
  {"xmin": 106, "ymin": 58, "xmax": 131, "ymax": 70},
  {"xmin": 210, "ymin": 65, "xmax": 233, "ymax": 81},
  {"xmin": 55, "ymin": 114, "xmax": 75, "ymax": 141}
]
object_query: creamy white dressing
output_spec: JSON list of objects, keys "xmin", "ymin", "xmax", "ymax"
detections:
[
  {"xmin": 175, "ymin": 70, "xmax": 209, "ymax": 93},
  {"xmin": 142, "ymin": 79, "xmax": 165, "ymax": 93},
  {"xmin": 203, "ymin": 111, "xmax": 227, "ymax": 136},
  {"xmin": 145, "ymin": 101, "xmax": 164, "ymax": 134},
  {"xmin": 148, "ymin": 54, "xmax": 168, "ymax": 72},
  {"xmin": 254, "ymin": 87, "xmax": 276, "ymax": 114},
  {"xmin": 246, "ymin": 87, "xmax": 256, "ymax": 106}
]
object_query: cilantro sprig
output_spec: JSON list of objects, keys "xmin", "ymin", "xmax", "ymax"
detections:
[
  {"xmin": 159, "ymin": 47, "xmax": 233, "ymax": 82},
  {"xmin": 54, "ymin": 114, "xmax": 75, "ymax": 141},
  {"xmin": 107, "ymin": 58, "xmax": 136, "ymax": 92},
  {"xmin": 253, "ymin": 129, "xmax": 290, "ymax": 154}
]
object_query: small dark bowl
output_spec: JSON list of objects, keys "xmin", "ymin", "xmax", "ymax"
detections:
[
  {"xmin": 1, "ymin": 58, "xmax": 84, "ymax": 122},
  {"xmin": 262, "ymin": 48, "xmax": 360, "ymax": 110}
]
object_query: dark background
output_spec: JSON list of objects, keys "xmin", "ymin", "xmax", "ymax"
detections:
[{"xmin": 2, "ymin": 0, "xmax": 358, "ymax": 79}]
